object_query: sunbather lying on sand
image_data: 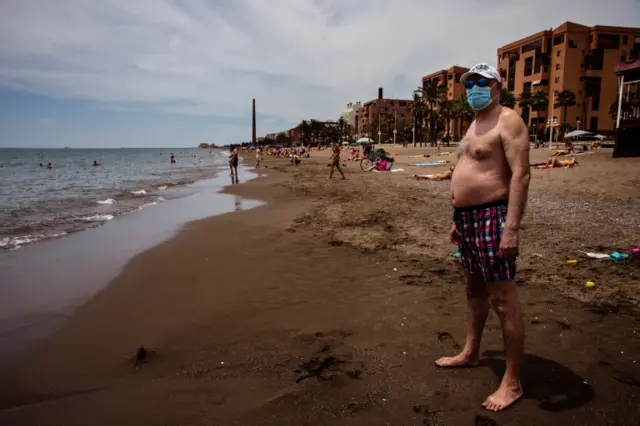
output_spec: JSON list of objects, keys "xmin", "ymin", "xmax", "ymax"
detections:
[
  {"xmin": 414, "ymin": 166, "xmax": 454, "ymax": 180},
  {"xmin": 532, "ymin": 157, "xmax": 579, "ymax": 169}
]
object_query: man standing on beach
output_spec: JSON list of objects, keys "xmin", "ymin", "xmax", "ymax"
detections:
[{"xmin": 435, "ymin": 63, "xmax": 530, "ymax": 412}]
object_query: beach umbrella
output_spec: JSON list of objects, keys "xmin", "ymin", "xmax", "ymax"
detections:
[
  {"xmin": 357, "ymin": 137, "xmax": 374, "ymax": 144},
  {"xmin": 594, "ymin": 134, "xmax": 606, "ymax": 140},
  {"xmin": 564, "ymin": 129, "xmax": 592, "ymax": 139}
]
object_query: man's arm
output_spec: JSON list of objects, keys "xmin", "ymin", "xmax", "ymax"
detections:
[{"xmin": 501, "ymin": 111, "xmax": 531, "ymax": 231}]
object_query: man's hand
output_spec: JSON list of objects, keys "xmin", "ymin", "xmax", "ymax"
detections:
[
  {"xmin": 498, "ymin": 227, "xmax": 520, "ymax": 260},
  {"xmin": 449, "ymin": 223, "xmax": 459, "ymax": 245}
]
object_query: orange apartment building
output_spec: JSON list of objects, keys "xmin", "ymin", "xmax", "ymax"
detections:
[
  {"xmin": 498, "ymin": 21, "xmax": 640, "ymax": 133},
  {"xmin": 357, "ymin": 88, "xmax": 412, "ymax": 139},
  {"xmin": 421, "ymin": 65, "xmax": 469, "ymax": 137}
]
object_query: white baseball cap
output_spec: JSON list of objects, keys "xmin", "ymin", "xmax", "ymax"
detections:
[{"xmin": 460, "ymin": 63, "xmax": 502, "ymax": 83}]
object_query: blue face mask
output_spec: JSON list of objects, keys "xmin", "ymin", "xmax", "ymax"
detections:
[{"xmin": 466, "ymin": 86, "xmax": 493, "ymax": 110}]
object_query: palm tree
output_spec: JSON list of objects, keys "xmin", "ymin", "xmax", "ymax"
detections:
[
  {"xmin": 411, "ymin": 90, "xmax": 426, "ymax": 146},
  {"xmin": 309, "ymin": 119, "xmax": 323, "ymax": 144},
  {"xmin": 337, "ymin": 116, "xmax": 346, "ymax": 142},
  {"xmin": 457, "ymin": 97, "xmax": 475, "ymax": 137},
  {"xmin": 296, "ymin": 120, "xmax": 312, "ymax": 145},
  {"xmin": 417, "ymin": 81, "xmax": 446, "ymax": 145},
  {"xmin": 500, "ymin": 88, "xmax": 516, "ymax": 109},
  {"xmin": 517, "ymin": 92, "xmax": 532, "ymax": 127},
  {"xmin": 530, "ymin": 90, "xmax": 549, "ymax": 144},
  {"xmin": 438, "ymin": 98, "xmax": 454, "ymax": 143},
  {"xmin": 554, "ymin": 90, "xmax": 577, "ymax": 124}
]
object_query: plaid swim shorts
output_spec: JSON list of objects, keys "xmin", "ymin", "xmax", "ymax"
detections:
[{"xmin": 453, "ymin": 199, "xmax": 516, "ymax": 282}]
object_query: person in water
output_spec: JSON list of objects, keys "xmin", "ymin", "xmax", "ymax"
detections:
[
  {"xmin": 170, "ymin": 153, "xmax": 176, "ymax": 164},
  {"xmin": 438, "ymin": 63, "xmax": 530, "ymax": 412},
  {"xmin": 93, "ymin": 160, "xmax": 100, "ymax": 167},
  {"xmin": 46, "ymin": 163, "xmax": 53, "ymax": 169}
]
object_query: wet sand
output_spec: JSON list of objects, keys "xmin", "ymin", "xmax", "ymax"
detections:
[
  {"xmin": 1, "ymin": 147, "xmax": 639, "ymax": 425},
  {"xmin": 0, "ymin": 167, "xmax": 260, "ymax": 365}
]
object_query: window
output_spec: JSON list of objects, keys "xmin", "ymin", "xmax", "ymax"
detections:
[
  {"xmin": 553, "ymin": 34, "xmax": 564, "ymax": 46},
  {"xmin": 524, "ymin": 57, "xmax": 533, "ymax": 77},
  {"xmin": 556, "ymin": 50, "xmax": 562, "ymax": 57},
  {"xmin": 555, "ymin": 76, "xmax": 560, "ymax": 83},
  {"xmin": 621, "ymin": 50, "xmax": 627, "ymax": 61},
  {"xmin": 623, "ymin": 35, "xmax": 628, "ymax": 44},
  {"xmin": 589, "ymin": 117, "xmax": 598, "ymax": 131},
  {"xmin": 556, "ymin": 63, "xmax": 561, "ymax": 70},
  {"xmin": 569, "ymin": 39, "xmax": 578, "ymax": 48},
  {"xmin": 448, "ymin": 74, "xmax": 453, "ymax": 80},
  {"xmin": 523, "ymin": 82, "xmax": 532, "ymax": 93},
  {"xmin": 455, "ymin": 73, "xmax": 461, "ymax": 82},
  {"xmin": 597, "ymin": 33, "xmax": 620, "ymax": 50}
]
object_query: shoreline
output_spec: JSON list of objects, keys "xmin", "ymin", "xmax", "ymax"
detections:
[
  {"xmin": 0, "ymin": 148, "xmax": 232, "ymax": 251},
  {"xmin": 1, "ymin": 150, "xmax": 639, "ymax": 425},
  {"xmin": 0, "ymin": 162, "xmax": 263, "ymax": 367}
]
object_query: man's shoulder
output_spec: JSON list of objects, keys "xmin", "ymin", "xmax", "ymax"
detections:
[{"xmin": 498, "ymin": 106, "xmax": 523, "ymax": 126}]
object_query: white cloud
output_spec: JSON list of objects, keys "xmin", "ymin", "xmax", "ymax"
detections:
[{"xmin": 1, "ymin": 0, "xmax": 638, "ymax": 137}]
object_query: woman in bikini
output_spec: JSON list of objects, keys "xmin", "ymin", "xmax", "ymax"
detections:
[{"xmin": 329, "ymin": 143, "xmax": 346, "ymax": 180}]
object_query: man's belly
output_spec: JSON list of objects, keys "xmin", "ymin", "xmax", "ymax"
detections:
[{"xmin": 450, "ymin": 164, "xmax": 509, "ymax": 208}]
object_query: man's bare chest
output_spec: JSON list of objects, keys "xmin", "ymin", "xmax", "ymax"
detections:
[{"xmin": 458, "ymin": 132, "xmax": 503, "ymax": 162}]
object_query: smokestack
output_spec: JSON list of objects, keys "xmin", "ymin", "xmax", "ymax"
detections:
[
  {"xmin": 252, "ymin": 99, "xmax": 256, "ymax": 145},
  {"xmin": 378, "ymin": 87, "xmax": 383, "ymax": 100}
]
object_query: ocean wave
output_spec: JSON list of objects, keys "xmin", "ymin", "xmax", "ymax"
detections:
[
  {"xmin": 78, "ymin": 214, "xmax": 115, "ymax": 222},
  {"xmin": 96, "ymin": 198, "xmax": 116, "ymax": 205},
  {"xmin": 0, "ymin": 232, "xmax": 68, "ymax": 250},
  {"xmin": 157, "ymin": 185, "xmax": 167, "ymax": 190},
  {"xmin": 157, "ymin": 196, "xmax": 165, "ymax": 202},
  {"xmin": 137, "ymin": 201, "xmax": 158, "ymax": 211},
  {"xmin": 130, "ymin": 190, "xmax": 147, "ymax": 196}
]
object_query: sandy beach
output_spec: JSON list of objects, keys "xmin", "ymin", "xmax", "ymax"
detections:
[{"xmin": 1, "ymin": 147, "xmax": 639, "ymax": 426}]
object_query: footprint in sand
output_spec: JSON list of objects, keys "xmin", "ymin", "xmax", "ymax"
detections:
[{"xmin": 436, "ymin": 331, "xmax": 462, "ymax": 351}]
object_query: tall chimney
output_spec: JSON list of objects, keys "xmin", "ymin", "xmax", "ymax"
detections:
[
  {"xmin": 252, "ymin": 98, "xmax": 256, "ymax": 145},
  {"xmin": 378, "ymin": 87, "xmax": 383, "ymax": 100}
]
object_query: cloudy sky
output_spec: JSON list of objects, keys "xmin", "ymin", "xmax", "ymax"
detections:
[{"xmin": 0, "ymin": 0, "xmax": 638, "ymax": 147}]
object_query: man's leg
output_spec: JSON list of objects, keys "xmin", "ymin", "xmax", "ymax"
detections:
[
  {"xmin": 435, "ymin": 272, "xmax": 489, "ymax": 367},
  {"xmin": 329, "ymin": 163, "xmax": 335, "ymax": 179},
  {"xmin": 336, "ymin": 164, "xmax": 346, "ymax": 179},
  {"xmin": 482, "ymin": 279, "xmax": 524, "ymax": 411}
]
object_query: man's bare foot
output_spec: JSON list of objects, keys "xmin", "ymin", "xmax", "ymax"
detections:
[
  {"xmin": 434, "ymin": 353, "xmax": 479, "ymax": 368},
  {"xmin": 482, "ymin": 380, "xmax": 523, "ymax": 412}
]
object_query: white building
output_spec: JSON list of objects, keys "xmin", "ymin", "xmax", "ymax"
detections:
[{"xmin": 340, "ymin": 102, "xmax": 361, "ymax": 139}]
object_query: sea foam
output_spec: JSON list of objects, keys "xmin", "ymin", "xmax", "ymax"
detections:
[
  {"xmin": 96, "ymin": 198, "xmax": 116, "ymax": 205},
  {"xmin": 79, "ymin": 214, "xmax": 115, "ymax": 222}
]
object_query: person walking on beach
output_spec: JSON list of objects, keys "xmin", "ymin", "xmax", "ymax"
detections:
[
  {"xmin": 436, "ymin": 63, "xmax": 530, "ymax": 412},
  {"xmin": 229, "ymin": 146, "xmax": 239, "ymax": 183},
  {"xmin": 329, "ymin": 143, "xmax": 346, "ymax": 180},
  {"xmin": 255, "ymin": 147, "xmax": 262, "ymax": 169}
]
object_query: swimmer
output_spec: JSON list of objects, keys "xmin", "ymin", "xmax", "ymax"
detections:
[
  {"xmin": 46, "ymin": 162, "xmax": 53, "ymax": 169},
  {"xmin": 93, "ymin": 160, "xmax": 100, "ymax": 167}
]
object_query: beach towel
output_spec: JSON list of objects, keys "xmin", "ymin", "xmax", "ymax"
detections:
[{"xmin": 416, "ymin": 161, "xmax": 447, "ymax": 166}]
